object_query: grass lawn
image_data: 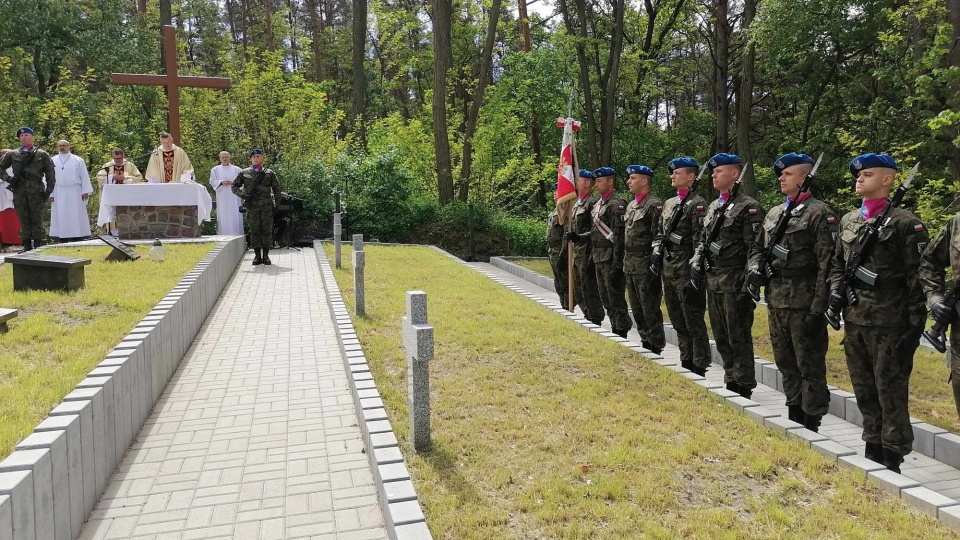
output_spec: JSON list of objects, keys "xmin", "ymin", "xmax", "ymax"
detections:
[
  {"xmin": 326, "ymin": 244, "xmax": 953, "ymax": 539},
  {"xmin": 517, "ymin": 257, "xmax": 960, "ymax": 433},
  {"xmin": 0, "ymin": 243, "xmax": 214, "ymax": 458}
]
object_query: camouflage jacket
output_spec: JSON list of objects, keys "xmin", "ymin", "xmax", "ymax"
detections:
[
  {"xmin": 591, "ymin": 191, "xmax": 627, "ymax": 266},
  {"xmin": 623, "ymin": 193, "xmax": 663, "ymax": 274},
  {"xmin": 652, "ymin": 193, "xmax": 708, "ymax": 280},
  {"xmin": 747, "ymin": 196, "xmax": 838, "ymax": 312},
  {"xmin": 828, "ymin": 207, "xmax": 928, "ymax": 327},
  {"xmin": 919, "ymin": 214, "xmax": 960, "ymax": 310},
  {"xmin": 232, "ymin": 167, "xmax": 281, "ymax": 208},
  {"xmin": 0, "ymin": 147, "xmax": 56, "ymax": 196},
  {"xmin": 571, "ymin": 194, "xmax": 598, "ymax": 261},
  {"xmin": 546, "ymin": 209, "xmax": 565, "ymax": 252},
  {"xmin": 692, "ymin": 194, "xmax": 764, "ymax": 293}
]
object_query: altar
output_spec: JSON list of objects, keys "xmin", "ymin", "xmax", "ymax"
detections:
[{"xmin": 97, "ymin": 183, "xmax": 213, "ymax": 239}]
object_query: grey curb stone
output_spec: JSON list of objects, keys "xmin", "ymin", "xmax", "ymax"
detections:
[
  {"xmin": 828, "ymin": 389, "xmax": 855, "ymax": 420},
  {"xmin": 913, "ymin": 423, "xmax": 948, "ymax": 457},
  {"xmin": 0, "ymin": 496, "xmax": 9, "ymax": 540},
  {"xmin": 838, "ymin": 455, "xmax": 886, "ymax": 480},
  {"xmin": 936, "ymin": 433, "xmax": 960, "ymax": 470},
  {"xmin": 785, "ymin": 428, "xmax": 828, "ymax": 447},
  {"xmin": 938, "ymin": 504, "xmax": 960, "ymax": 531},
  {"xmin": 0, "ymin": 470, "xmax": 33, "ymax": 540},
  {"xmin": 901, "ymin": 487, "xmax": 960, "ymax": 519},
  {"xmin": 0, "ymin": 450, "xmax": 54, "ymax": 540},
  {"xmin": 868, "ymin": 469, "xmax": 920, "ymax": 497},
  {"xmin": 764, "ymin": 417, "xmax": 803, "ymax": 434},
  {"xmin": 811, "ymin": 440, "xmax": 856, "ymax": 462},
  {"xmin": 744, "ymin": 406, "xmax": 779, "ymax": 424}
]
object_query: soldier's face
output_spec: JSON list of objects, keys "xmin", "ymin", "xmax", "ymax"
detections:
[
  {"xmin": 711, "ymin": 165, "xmax": 739, "ymax": 192},
  {"xmin": 627, "ymin": 174, "xmax": 647, "ymax": 194},
  {"xmin": 670, "ymin": 169, "xmax": 694, "ymax": 189},
  {"xmin": 18, "ymin": 133, "xmax": 33, "ymax": 147},
  {"xmin": 595, "ymin": 175, "xmax": 614, "ymax": 194},
  {"xmin": 855, "ymin": 168, "xmax": 895, "ymax": 198},
  {"xmin": 577, "ymin": 176, "xmax": 594, "ymax": 196},
  {"xmin": 778, "ymin": 165, "xmax": 810, "ymax": 197},
  {"xmin": 251, "ymin": 154, "xmax": 264, "ymax": 166}
]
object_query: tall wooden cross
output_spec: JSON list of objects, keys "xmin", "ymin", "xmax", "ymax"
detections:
[{"xmin": 111, "ymin": 25, "xmax": 231, "ymax": 145}]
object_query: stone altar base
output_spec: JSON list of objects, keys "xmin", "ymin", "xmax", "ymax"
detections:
[{"xmin": 115, "ymin": 206, "xmax": 199, "ymax": 240}]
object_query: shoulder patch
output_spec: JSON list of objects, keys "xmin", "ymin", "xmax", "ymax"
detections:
[
  {"xmin": 696, "ymin": 205, "xmax": 704, "ymax": 212},
  {"xmin": 914, "ymin": 223, "xmax": 925, "ymax": 233},
  {"xmin": 656, "ymin": 205, "xmax": 663, "ymax": 211},
  {"xmin": 826, "ymin": 216, "xmax": 837, "ymax": 225},
  {"xmin": 748, "ymin": 208, "xmax": 758, "ymax": 216}
]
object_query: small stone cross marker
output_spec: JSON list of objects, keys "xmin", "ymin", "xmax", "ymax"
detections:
[{"xmin": 402, "ymin": 291, "xmax": 433, "ymax": 451}]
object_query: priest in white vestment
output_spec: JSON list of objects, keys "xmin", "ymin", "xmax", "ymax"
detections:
[
  {"xmin": 144, "ymin": 132, "xmax": 194, "ymax": 183},
  {"xmin": 50, "ymin": 140, "xmax": 93, "ymax": 240},
  {"xmin": 95, "ymin": 147, "xmax": 144, "ymax": 186},
  {"xmin": 210, "ymin": 151, "xmax": 244, "ymax": 235}
]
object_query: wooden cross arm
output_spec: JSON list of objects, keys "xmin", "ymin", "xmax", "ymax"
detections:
[{"xmin": 111, "ymin": 73, "xmax": 231, "ymax": 89}]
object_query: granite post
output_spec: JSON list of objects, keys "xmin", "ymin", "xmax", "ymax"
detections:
[
  {"xmin": 334, "ymin": 213, "xmax": 342, "ymax": 269},
  {"xmin": 402, "ymin": 291, "xmax": 433, "ymax": 451},
  {"xmin": 353, "ymin": 234, "xmax": 365, "ymax": 316}
]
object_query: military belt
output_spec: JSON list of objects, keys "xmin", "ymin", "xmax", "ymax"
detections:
[
  {"xmin": 849, "ymin": 277, "xmax": 908, "ymax": 291},
  {"xmin": 769, "ymin": 268, "xmax": 816, "ymax": 278},
  {"xmin": 709, "ymin": 256, "xmax": 747, "ymax": 269}
]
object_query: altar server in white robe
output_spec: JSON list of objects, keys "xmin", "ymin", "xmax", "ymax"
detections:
[
  {"xmin": 50, "ymin": 140, "xmax": 93, "ymax": 240},
  {"xmin": 210, "ymin": 151, "xmax": 244, "ymax": 235}
]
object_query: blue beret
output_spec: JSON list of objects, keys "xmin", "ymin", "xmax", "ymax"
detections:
[
  {"xmin": 249, "ymin": 148, "xmax": 264, "ymax": 157},
  {"xmin": 626, "ymin": 165, "xmax": 654, "ymax": 177},
  {"xmin": 707, "ymin": 153, "xmax": 742, "ymax": 171},
  {"xmin": 578, "ymin": 169, "xmax": 595, "ymax": 179},
  {"xmin": 594, "ymin": 167, "xmax": 615, "ymax": 178},
  {"xmin": 668, "ymin": 157, "xmax": 699, "ymax": 172},
  {"xmin": 16, "ymin": 127, "xmax": 33, "ymax": 137},
  {"xmin": 773, "ymin": 153, "xmax": 814, "ymax": 177},
  {"xmin": 850, "ymin": 153, "xmax": 898, "ymax": 178}
]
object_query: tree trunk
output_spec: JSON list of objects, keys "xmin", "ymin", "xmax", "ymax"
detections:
[
  {"xmin": 599, "ymin": 0, "xmax": 624, "ymax": 166},
  {"xmin": 736, "ymin": 0, "xmax": 756, "ymax": 195},
  {"xmin": 432, "ymin": 0, "xmax": 455, "ymax": 204},
  {"xmin": 712, "ymin": 0, "xmax": 730, "ymax": 152},
  {"xmin": 137, "ymin": 0, "xmax": 147, "ymax": 14},
  {"xmin": 561, "ymin": 0, "xmax": 599, "ymax": 167},
  {"xmin": 351, "ymin": 0, "xmax": 367, "ymax": 146},
  {"xmin": 948, "ymin": 0, "xmax": 960, "ymax": 70},
  {"xmin": 517, "ymin": 0, "xmax": 531, "ymax": 51},
  {"xmin": 264, "ymin": 0, "xmax": 276, "ymax": 52},
  {"xmin": 459, "ymin": 0, "xmax": 503, "ymax": 202},
  {"xmin": 305, "ymin": 0, "xmax": 325, "ymax": 80}
]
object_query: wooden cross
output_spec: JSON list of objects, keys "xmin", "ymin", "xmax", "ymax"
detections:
[{"xmin": 110, "ymin": 25, "xmax": 231, "ymax": 145}]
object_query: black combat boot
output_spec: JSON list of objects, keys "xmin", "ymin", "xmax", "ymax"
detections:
[
  {"xmin": 883, "ymin": 447, "xmax": 904, "ymax": 474},
  {"xmin": 642, "ymin": 341, "xmax": 663, "ymax": 355},
  {"xmin": 690, "ymin": 364, "xmax": 707, "ymax": 377},
  {"xmin": 787, "ymin": 405, "xmax": 806, "ymax": 425},
  {"xmin": 262, "ymin": 249, "xmax": 272, "ymax": 265},
  {"xmin": 726, "ymin": 382, "xmax": 740, "ymax": 394},
  {"xmin": 33, "ymin": 239, "xmax": 43, "ymax": 250},
  {"xmin": 681, "ymin": 360, "xmax": 693, "ymax": 372},
  {"xmin": 864, "ymin": 442, "xmax": 884, "ymax": 464},
  {"xmin": 20, "ymin": 240, "xmax": 32, "ymax": 252},
  {"xmin": 738, "ymin": 385, "xmax": 752, "ymax": 400},
  {"xmin": 803, "ymin": 414, "xmax": 822, "ymax": 433},
  {"xmin": 252, "ymin": 248, "xmax": 263, "ymax": 265}
]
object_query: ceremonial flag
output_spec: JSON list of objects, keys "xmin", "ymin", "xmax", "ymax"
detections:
[{"xmin": 554, "ymin": 117, "xmax": 581, "ymax": 223}]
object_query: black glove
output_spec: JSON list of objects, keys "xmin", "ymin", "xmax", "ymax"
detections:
[
  {"xmin": 747, "ymin": 268, "xmax": 765, "ymax": 290},
  {"xmin": 683, "ymin": 281, "xmax": 702, "ymax": 306},
  {"xmin": 894, "ymin": 326, "xmax": 923, "ymax": 360},
  {"xmin": 932, "ymin": 301, "xmax": 955, "ymax": 326},
  {"xmin": 803, "ymin": 311, "xmax": 826, "ymax": 333},
  {"xmin": 827, "ymin": 290, "xmax": 846, "ymax": 314},
  {"xmin": 649, "ymin": 247, "xmax": 663, "ymax": 275},
  {"xmin": 690, "ymin": 260, "xmax": 705, "ymax": 286},
  {"xmin": 736, "ymin": 292, "xmax": 756, "ymax": 314},
  {"xmin": 568, "ymin": 233, "xmax": 584, "ymax": 245}
]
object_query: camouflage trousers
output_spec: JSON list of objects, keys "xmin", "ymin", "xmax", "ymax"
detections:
[
  {"xmin": 548, "ymin": 247, "xmax": 571, "ymax": 311},
  {"xmin": 245, "ymin": 204, "xmax": 275, "ymax": 248},
  {"xmin": 948, "ymin": 326, "xmax": 960, "ymax": 420},
  {"xmin": 626, "ymin": 270, "xmax": 665, "ymax": 350},
  {"xmin": 707, "ymin": 291, "xmax": 756, "ymax": 390},
  {"xmin": 573, "ymin": 256, "xmax": 605, "ymax": 325},
  {"xmin": 595, "ymin": 261, "xmax": 632, "ymax": 335},
  {"xmin": 768, "ymin": 307, "xmax": 830, "ymax": 417},
  {"xmin": 12, "ymin": 190, "xmax": 46, "ymax": 241},
  {"xmin": 663, "ymin": 277, "xmax": 710, "ymax": 369},
  {"xmin": 843, "ymin": 323, "xmax": 914, "ymax": 455}
]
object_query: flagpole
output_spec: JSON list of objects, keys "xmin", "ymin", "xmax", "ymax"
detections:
[{"xmin": 567, "ymin": 136, "xmax": 577, "ymax": 312}]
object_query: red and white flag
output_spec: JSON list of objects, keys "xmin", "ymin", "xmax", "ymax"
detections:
[{"xmin": 555, "ymin": 117, "xmax": 580, "ymax": 207}]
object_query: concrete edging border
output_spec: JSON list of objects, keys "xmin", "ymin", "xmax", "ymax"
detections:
[
  {"xmin": 0, "ymin": 236, "xmax": 246, "ymax": 540},
  {"xmin": 490, "ymin": 254, "xmax": 960, "ymax": 469},
  {"xmin": 313, "ymin": 241, "xmax": 433, "ymax": 540}
]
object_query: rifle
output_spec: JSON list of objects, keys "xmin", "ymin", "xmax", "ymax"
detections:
[
  {"xmin": 649, "ymin": 162, "xmax": 708, "ymax": 276},
  {"xmin": 825, "ymin": 162, "xmax": 920, "ymax": 330},
  {"xmin": 924, "ymin": 279, "xmax": 960, "ymax": 353},
  {"xmin": 747, "ymin": 154, "xmax": 824, "ymax": 302},
  {"xmin": 239, "ymin": 152, "xmax": 282, "ymax": 213},
  {"xmin": 4, "ymin": 149, "xmax": 37, "ymax": 191},
  {"xmin": 688, "ymin": 164, "xmax": 751, "ymax": 292}
]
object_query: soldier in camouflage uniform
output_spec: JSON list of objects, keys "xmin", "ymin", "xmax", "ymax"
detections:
[
  {"xmin": 623, "ymin": 165, "xmax": 665, "ymax": 354},
  {"xmin": 588, "ymin": 167, "xmax": 631, "ymax": 338},
  {"xmin": 546, "ymin": 207, "xmax": 571, "ymax": 310},
  {"xmin": 691, "ymin": 153, "xmax": 764, "ymax": 398},
  {"xmin": 0, "ymin": 127, "xmax": 56, "ymax": 251},
  {"xmin": 828, "ymin": 153, "xmax": 928, "ymax": 473},
  {"xmin": 747, "ymin": 153, "xmax": 838, "ymax": 431},
  {"xmin": 233, "ymin": 148, "xmax": 282, "ymax": 266},
  {"xmin": 652, "ymin": 157, "xmax": 710, "ymax": 375},
  {"xmin": 568, "ymin": 170, "xmax": 606, "ymax": 325},
  {"xmin": 919, "ymin": 213, "xmax": 960, "ymax": 421}
]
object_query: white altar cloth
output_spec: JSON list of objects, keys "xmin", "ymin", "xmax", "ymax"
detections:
[{"xmin": 97, "ymin": 183, "xmax": 213, "ymax": 226}]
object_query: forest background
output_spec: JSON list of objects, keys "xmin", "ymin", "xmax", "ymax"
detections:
[{"xmin": 1, "ymin": 0, "xmax": 959, "ymax": 257}]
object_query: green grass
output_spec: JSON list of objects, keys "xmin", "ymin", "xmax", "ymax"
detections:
[
  {"xmin": 0, "ymin": 244, "xmax": 214, "ymax": 458},
  {"xmin": 519, "ymin": 257, "xmax": 960, "ymax": 433},
  {"xmin": 326, "ymin": 244, "xmax": 954, "ymax": 539}
]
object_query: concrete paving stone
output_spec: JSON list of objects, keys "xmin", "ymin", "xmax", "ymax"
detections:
[
  {"xmin": 838, "ymin": 455, "xmax": 887, "ymax": 480},
  {"xmin": 726, "ymin": 396, "xmax": 758, "ymax": 412},
  {"xmin": 902, "ymin": 486, "xmax": 960, "ymax": 519},
  {"xmin": 811, "ymin": 440, "xmax": 857, "ymax": 463},
  {"xmin": 828, "ymin": 389, "xmax": 855, "ymax": 419},
  {"xmin": 936, "ymin": 433, "xmax": 960, "ymax": 470},
  {"xmin": 744, "ymin": 406, "xmax": 780, "ymax": 424},
  {"xmin": 0, "ymin": 470, "xmax": 34, "ymax": 540},
  {"xmin": 763, "ymin": 416, "xmax": 803, "ymax": 434},
  {"xmin": 394, "ymin": 521, "xmax": 432, "ymax": 540}
]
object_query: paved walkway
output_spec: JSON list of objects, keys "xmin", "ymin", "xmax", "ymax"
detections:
[
  {"xmin": 470, "ymin": 262, "xmax": 960, "ymax": 501},
  {"xmin": 80, "ymin": 248, "xmax": 386, "ymax": 540}
]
